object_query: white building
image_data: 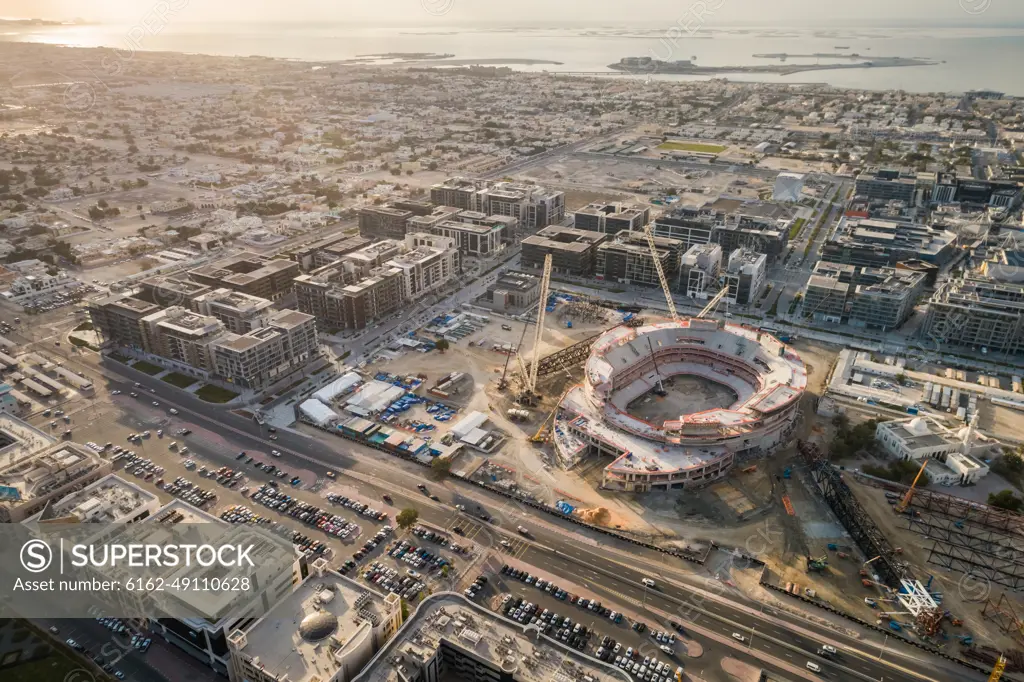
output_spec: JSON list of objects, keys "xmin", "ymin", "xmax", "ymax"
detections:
[
  {"xmin": 227, "ymin": 557, "xmax": 402, "ymax": 682},
  {"xmin": 875, "ymin": 417, "xmax": 991, "ymax": 485},
  {"xmin": 773, "ymin": 172, "xmax": 806, "ymax": 203},
  {"xmin": 0, "ymin": 260, "xmax": 78, "ymax": 304}
]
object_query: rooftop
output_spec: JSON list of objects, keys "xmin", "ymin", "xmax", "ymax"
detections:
[
  {"xmin": 523, "ymin": 226, "xmax": 606, "ymax": 252},
  {"xmin": 353, "ymin": 593, "xmax": 630, "ymax": 682},
  {"xmin": 25, "ymin": 473, "xmax": 157, "ymax": 524},
  {"xmin": 0, "ymin": 442, "xmax": 99, "ymax": 504},
  {"xmin": 234, "ymin": 565, "xmax": 397, "ymax": 682}
]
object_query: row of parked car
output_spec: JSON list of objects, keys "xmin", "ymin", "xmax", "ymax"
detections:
[
  {"xmin": 161, "ymin": 476, "xmax": 217, "ymax": 507},
  {"xmin": 115, "ymin": 452, "xmax": 165, "ymax": 482},
  {"xmin": 412, "ymin": 525, "xmax": 470, "ymax": 555},
  {"xmin": 220, "ymin": 504, "xmax": 274, "ymax": 527},
  {"xmin": 386, "ymin": 538, "xmax": 452, "ymax": 571},
  {"xmin": 498, "ymin": 596, "xmax": 590, "ymax": 652},
  {"xmin": 325, "ymin": 493, "xmax": 389, "ymax": 521},
  {"xmin": 611, "ymin": 649, "xmax": 682, "ymax": 682},
  {"xmin": 251, "ymin": 483, "xmax": 360, "ymax": 539},
  {"xmin": 362, "ymin": 560, "xmax": 426, "ymax": 601}
]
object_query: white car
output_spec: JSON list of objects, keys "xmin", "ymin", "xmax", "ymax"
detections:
[
  {"xmin": 271, "ymin": 450, "xmax": 281, "ymax": 457},
  {"xmin": 169, "ymin": 408, "xmax": 179, "ymax": 415},
  {"xmin": 732, "ymin": 632, "xmax": 746, "ymax": 643},
  {"xmin": 152, "ymin": 401, "xmax": 159, "ymax": 406}
]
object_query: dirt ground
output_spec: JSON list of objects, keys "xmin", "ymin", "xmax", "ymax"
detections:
[{"xmin": 844, "ymin": 475, "xmax": 1023, "ymax": 654}]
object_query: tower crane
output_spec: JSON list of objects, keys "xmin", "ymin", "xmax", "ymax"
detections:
[
  {"xmin": 641, "ymin": 224, "xmax": 680, "ymax": 323},
  {"xmin": 526, "ymin": 254, "xmax": 553, "ymax": 399},
  {"xmin": 895, "ymin": 459, "xmax": 929, "ymax": 514},
  {"xmin": 988, "ymin": 655, "xmax": 1007, "ymax": 682},
  {"xmin": 697, "ymin": 286, "xmax": 728, "ymax": 319}
]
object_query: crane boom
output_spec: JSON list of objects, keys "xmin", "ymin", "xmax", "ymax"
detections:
[
  {"xmin": 641, "ymin": 224, "xmax": 679, "ymax": 323},
  {"xmin": 988, "ymin": 655, "xmax": 1006, "ymax": 682},
  {"xmin": 895, "ymin": 459, "xmax": 929, "ymax": 513},
  {"xmin": 697, "ymin": 286, "xmax": 728, "ymax": 319},
  {"xmin": 528, "ymin": 254, "xmax": 553, "ymax": 395}
]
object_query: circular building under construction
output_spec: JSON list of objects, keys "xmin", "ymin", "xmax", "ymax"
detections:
[{"xmin": 553, "ymin": 318, "xmax": 807, "ymax": 492}]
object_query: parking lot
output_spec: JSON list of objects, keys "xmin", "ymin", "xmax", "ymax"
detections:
[{"xmin": 481, "ymin": 563, "xmax": 689, "ymax": 682}]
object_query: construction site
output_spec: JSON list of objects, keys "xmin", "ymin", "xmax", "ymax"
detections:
[{"xmin": 347, "ymin": 225, "xmax": 1022, "ymax": 680}]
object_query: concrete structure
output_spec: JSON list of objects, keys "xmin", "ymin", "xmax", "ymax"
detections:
[
  {"xmin": 388, "ymin": 234, "xmax": 459, "ymax": 302},
  {"xmin": 89, "ymin": 294, "xmax": 162, "ymax": 350},
  {"xmin": 820, "ymin": 217, "xmax": 959, "ymax": 268},
  {"xmin": 211, "ymin": 310, "xmax": 319, "ymax": 391},
  {"xmin": 228, "ymin": 557, "xmax": 402, "ymax": 682},
  {"xmin": 573, "ymin": 202, "xmax": 650, "ymax": 235},
  {"xmin": 652, "ymin": 208, "xmax": 717, "ymax": 250},
  {"xmin": 875, "ymin": 417, "xmax": 990, "ymax": 485},
  {"xmin": 922, "ymin": 278, "xmax": 1024, "ymax": 354},
  {"xmin": 596, "ymin": 231, "xmax": 681, "ymax": 287},
  {"xmin": 722, "ymin": 249, "xmax": 766, "ymax": 305},
  {"xmin": 678, "ymin": 243, "xmax": 722, "ymax": 298},
  {"xmin": 0, "ymin": 442, "xmax": 110, "ymax": 523},
  {"xmin": 554, "ymin": 320, "xmax": 805, "ymax": 492},
  {"xmin": 430, "ymin": 177, "xmax": 564, "ymax": 231},
  {"xmin": 352, "ymin": 593, "xmax": 629, "ymax": 682},
  {"xmin": 481, "ymin": 271, "xmax": 541, "ymax": 313},
  {"xmin": 855, "ymin": 168, "xmax": 918, "ymax": 204},
  {"xmin": 141, "ymin": 501, "xmax": 306, "ymax": 677},
  {"xmin": 430, "ymin": 221, "xmax": 504, "ymax": 259},
  {"xmin": 142, "ymin": 307, "xmax": 224, "ymax": 374},
  {"xmin": 290, "ymin": 235, "xmax": 374, "ymax": 271},
  {"xmin": 193, "ymin": 289, "xmax": 276, "ymax": 334},
  {"xmin": 359, "ymin": 206, "xmax": 415, "ymax": 241},
  {"xmin": 712, "ymin": 214, "xmax": 790, "ymax": 263},
  {"xmin": 189, "ymin": 253, "xmax": 300, "ymax": 301},
  {"xmin": 772, "ymin": 172, "xmax": 805, "ymax": 202},
  {"xmin": 521, "ymin": 226, "xmax": 607, "ymax": 277},
  {"xmin": 136, "ymin": 275, "xmax": 213, "ymax": 308},
  {"xmin": 803, "ymin": 262, "xmax": 925, "ymax": 330},
  {"xmin": 22, "ymin": 473, "xmax": 159, "ymax": 524}
]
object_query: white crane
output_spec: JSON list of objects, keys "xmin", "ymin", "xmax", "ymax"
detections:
[
  {"xmin": 641, "ymin": 224, "xmax": 680, "ymax": 323},
  {"xmin": 527, "ymin": 254, "xmax": 553, "ymax": 397},
  {"xmin": 697, "ymin": 286, "xmax": 728, "ymax": 319}
]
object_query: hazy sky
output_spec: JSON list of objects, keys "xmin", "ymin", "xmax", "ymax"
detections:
[{"xmin": 5, "ymin": 0, "xmax": 1022, "ymax": 27}]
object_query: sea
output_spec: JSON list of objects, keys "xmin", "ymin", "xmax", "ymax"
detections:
[{"xmin": 5, "ymin": 22, "xmax": 1024, "ymax": 95}]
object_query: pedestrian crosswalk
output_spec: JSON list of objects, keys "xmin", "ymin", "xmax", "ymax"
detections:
[{"xmin": 443, "ymin": 513, "xmax": 530, "ymax": 558}]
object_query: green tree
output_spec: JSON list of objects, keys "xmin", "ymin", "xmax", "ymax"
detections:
[
  {"xmin": 431, "ymin": 456, "xmax": 451, "ymax": 480},
  {"xmin": 396, "ymin": 508, "xmax": 419, "ymax": 529},
  {"xmin": 434, "ymin": 338, "xmax": 450, "ymax": 353},
  {"xmin": 988, "ymin": 490, "xmax": 1023, "ymax": 512}
]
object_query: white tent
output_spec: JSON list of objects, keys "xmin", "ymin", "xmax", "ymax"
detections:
[
  {"xmin": 299, "ymin": 399, "xmax": 340, "ymax": 426},
  {"xmin": 313, "ymin": 372, "xmax": 361, "ymax": 403}
]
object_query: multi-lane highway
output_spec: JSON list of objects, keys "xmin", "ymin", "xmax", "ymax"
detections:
[{"xmin": 71, "ymin": 353, "xmax": 977, "ymax": 682}]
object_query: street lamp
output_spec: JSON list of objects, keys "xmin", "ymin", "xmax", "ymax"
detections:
[
  {"xmin": 878, "ymin": 633, "xmax": 888, "ymax": 661},
  {"xmin": 748, "ymin": 626, "xmax": 755, "ymax": 651}
]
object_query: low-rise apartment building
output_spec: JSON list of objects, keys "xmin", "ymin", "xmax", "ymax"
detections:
[
  {"xmin": 573, "ymin": 202, "xmax": 650, "ymax": 235},
  {"xmin": 722, "ymin": 249, "xmax": 767, "ymax": 305},
  {"xmin": 679, "ymin": 243, "xmax": 723, "ymax": 297},
  {"xmin": 803, "ymin": 261, "xmax": 925, "ymax": 330},
  {"xmin": 189, "ymin": 252, "xmax": 300, "ymax": 301},
  {"xmin": 521, "ymin": 226, "xmax": 607, "ymax": 277},
  {"xmin": 89, "ymin": 294, "xmax": 162, "ymax": 350},
  {"xmin": 358, "ymin": 205, "xmax": 415, "ymax": 240},
  {"xmin": 596, "ymin": 231, "xmax": 681, "ymax": 287},
  {"xmin": 820, "ymin": 217, "xmax": 959, "ymax": 268},
  {"xmin": 430, "ymin": 220, "xmax": 503, "ymax": 258},
  {"xmin": 922, "ymin": 278, "xmax": 1024, "ymax": 354}
]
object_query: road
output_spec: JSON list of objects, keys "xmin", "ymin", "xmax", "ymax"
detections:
[{"xmin": 80, "ymin": 356, "xmax": 975, "ymax": 682}]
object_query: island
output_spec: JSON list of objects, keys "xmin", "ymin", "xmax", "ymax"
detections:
[{"xmin": 606, "ymin": 55, "xmax": 936, "ymax": 77}]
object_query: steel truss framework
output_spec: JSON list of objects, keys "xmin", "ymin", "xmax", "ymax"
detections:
[
  {"xmin": 904, "ymin": 514, "xmax": 1024, "ymax": 564},
  {"xmin": 982, "ymin": 593, "xmax": 1024, "ymax": 647},
  {"xmin": 925, "ymin": 542, "xmax": 1024, "ymax": 590},
  {"xmin": 527, "ymin": 317, "xmax": 646, "ymax": 381},
  {"xmin": 798, "ymin": 441, "xmax": 911, "ymax": 588}
]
